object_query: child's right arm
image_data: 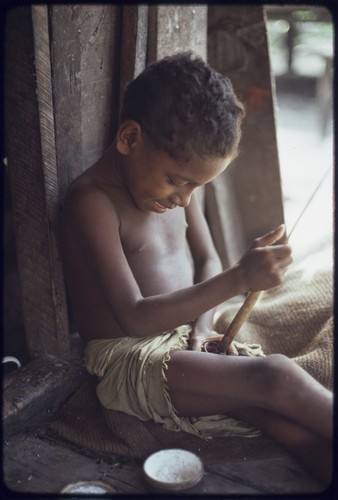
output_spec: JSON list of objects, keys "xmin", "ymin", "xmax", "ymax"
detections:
[
  {"xmin": 64, "ymin": 187, "xmax": 292, "ymax": 338},
  {"xmin": 235, "ymin": 224, "xmax": 291, "ymax": 291}
]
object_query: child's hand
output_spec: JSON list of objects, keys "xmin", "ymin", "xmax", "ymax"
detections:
[
  {"xmin": 191, "ymin": 332, "xmax": 238, "ymax": 356},
  {"xmin": 189, "ymin": 328, "xmax": 223, "ymax": 352},
  {"xmin": 190, "ymin": 330, "xmax": 239, "ymax": 355},
  {"xmin": 237, "ymin": 224, "xmax": 292, "ymax": 293},
  {"xmin": 189, "ymin": 329, "xmax": 215, "ymax": 351}
]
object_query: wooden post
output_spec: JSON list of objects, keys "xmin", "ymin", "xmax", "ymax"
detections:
[
  {"xmin": 5, "ymin": 6, "xmax": 70, "ymax": 358},
  {"xmin": 207, "ymin": 5, "xmax": 285, "ymax": 267},
  {"xmin": 49, "ymin": 4, "xmax": 121, "ymax": 201},
  {"xmin": 147, "ymin": 4, "xmax": 208, "ymax": 208},
  {"xmin": 147, "ymin": 5, "xmax": 207, "ymax": 62},
  {"xmin": 119, "ymin": 5, "xmax": 149, "ymax": 107}
]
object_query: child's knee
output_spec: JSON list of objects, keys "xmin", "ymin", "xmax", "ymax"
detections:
[{"xmin": 258, "ymin": 354, "xmax": 297, "ymax": 395}]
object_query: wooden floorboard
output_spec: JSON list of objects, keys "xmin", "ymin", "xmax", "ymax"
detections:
[
  {"xmin": 1, "ymin": 355, "xmax": 329, "ymax": 496},
  {"xmin": 3, "ymin": 429, "xmax": 325, "ymax": 496}
]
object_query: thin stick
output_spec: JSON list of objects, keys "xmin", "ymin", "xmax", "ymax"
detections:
[
  {"xmin": 216, "ymin": 230, "xmax": 282, "ymax": 353},
  {"xmin": 287, "ymin": 165, "xmax": 331, "ymax": 241}
]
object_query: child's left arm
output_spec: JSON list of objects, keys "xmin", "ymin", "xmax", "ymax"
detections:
[{"xmin": 185, "ymin": 193, "xmax": 224, "ymax": 351}]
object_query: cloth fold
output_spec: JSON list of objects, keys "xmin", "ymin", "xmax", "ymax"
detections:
[{"xmin": 85, "ymin": 324, "xmax": 263, "ymax": 439}]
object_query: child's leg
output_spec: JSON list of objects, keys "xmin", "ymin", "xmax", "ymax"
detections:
[
  {"xmin": 231, "ymin": 406, "xmax": 332, "ymax": 486},
  {"xmin": 166, "ymin": 351, "xmax": 333, "ymax": 484},
  {"xmin": 166, "ymin": 351, "xmax": 333, "ymax": 440}
]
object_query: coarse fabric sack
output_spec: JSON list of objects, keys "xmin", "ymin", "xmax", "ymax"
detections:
[{"xmin": 215, "ymin": 243, "xmax": 333, "ymax": 390}]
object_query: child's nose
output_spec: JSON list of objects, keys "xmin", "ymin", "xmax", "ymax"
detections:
[{"xmin": 177, "ymin": 185, "xmax": 195, "ymax": 207}]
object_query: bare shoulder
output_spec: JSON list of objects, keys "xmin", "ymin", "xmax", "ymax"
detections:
[
  {"xmin": 62, "ymin": 173, "xmax": 120, "ymax": 236},
  {"xmin": 65, "ymin": 172, "xmax": 109, "ymax": 204}
]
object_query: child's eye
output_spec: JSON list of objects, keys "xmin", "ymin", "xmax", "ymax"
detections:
[{"xmin": 167, "ymin": 177, "xmax": 181, "ymax": 187}]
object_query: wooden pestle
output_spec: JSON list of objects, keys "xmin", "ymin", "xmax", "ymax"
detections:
[
  {"xmin": 215, "ymin": 290, "xmax": 262, "ymax": 353},
  {"xmin": 216, "ymin": 226, "xmax": 287, "ymax": 354}
]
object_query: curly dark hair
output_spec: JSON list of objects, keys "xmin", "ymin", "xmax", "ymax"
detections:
[{"xmin": 120, "ymin": 51, "xmax": 245, "ymax": 162}]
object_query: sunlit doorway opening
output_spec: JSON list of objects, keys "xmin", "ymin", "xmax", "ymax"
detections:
[{"xmin": 265, "ymin": 5, "xmax": 333, "ymax": 262}]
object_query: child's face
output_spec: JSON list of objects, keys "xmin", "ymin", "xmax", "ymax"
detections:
[{"xmin": 124, "ymin": 137, "xmax": 230, "ymax": 213}]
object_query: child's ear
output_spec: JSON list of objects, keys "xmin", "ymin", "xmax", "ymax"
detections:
[{"xmin": 116, "ymin": 121, "xmax": 142, "ymax": 155}]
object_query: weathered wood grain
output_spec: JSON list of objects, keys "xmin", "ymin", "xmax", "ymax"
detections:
[
  {"xmin": 49, "ymin": 4, "xmax": 83, "ymax": 201},
  {"xmin": 119, "ymin": 4, "xmax": 148, "ymax": 108},
  {"xmin": 205, "ymin": 178, "xmax": 246, "ymax": 269},
  {"xmin": 207, "ymin": 5, "xmax": 285, "ymax": 265},
  {"xmin": 3, "ymin": 432, "xmax": 322, "ymax": 495},
  {"xmin": 5, "ymin": 6, "xmax": 70, "ymax": 358},
  {"xmin": 147, "ymin": 4, "xmax": 208, "ymax": 210},
  {"xmin": 3, "ymin": 355, "xmax": 87, "ymax": 438},
  {"xmin": 3, "ymin": 434, "xmax": 113, "ymax": 495},
  {"xmin": 50, "ymin": 4, "xmax": 121, "ymax": 201},
  {"xmin": 148, "ymin": 5, "xmax": 207, "ymax": 62},
  {"xmin": 77, "ymin": 4, "xmax": 121, "ymax": 171}
]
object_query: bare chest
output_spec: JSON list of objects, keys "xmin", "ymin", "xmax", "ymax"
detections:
[
  {"xmin": 120, "ymin": 207, "xmax": 189, "ymax": 258},
  {"xmin": 119, "ymin": 207, "xmax": 192, "ymax": 295}
]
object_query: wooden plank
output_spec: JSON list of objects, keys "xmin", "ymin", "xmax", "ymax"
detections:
[
  {"xmin": 105, "ymin": 462, "xmax": 260, "ymax": 494},
  {"xmin": 119, "ymin": 4, "xmax": 148, "ymax": 108},
  {"xmin": 5, "ymin": 6, "xmax": 70, "ymax": 358},
  {"xmin": 207, "ymin": 457, "xmax": 323, "ymax": 494},
  {"xmin": 104, "ymin": 463, "xmax": 147, "ymax": 494},
  {"xmin": 4, "ymin": 431, "xmax": 322, "ymax": 495},
  {"xmin": 120, "ymin": 5, "xmax": 207, "ymax": 105},
  {"xmin": 205, "ymin": 178, "xmax": 247, "ymax": 269},
  {"xmin": 208, "ymin": 6, "xmax": 285, "ymax": 264},
  {"xmin": 31, "ymin": 5, "xmax": 71, "ymax": 353},
  {"xmin": 3, "ymin": 434, "xmax": 113, "ymax": 495},
  {"xmin": 147, "ymin": 4, "xmax": 207, "ymax": 209},
  {"xmin": 148, "ymin": 4, "xmax": 207, "ymax": 62},
  {"xmin": 77, "ymin": 4, "xmax": 121, "ymax": 171},
  {"xmin": 3, "ymin": 356, "xmax": 88, "ymax": 438},
  {"xmin": 50, "ymin": 4, "xmax": 121, "ymax": 201},
  {"xmin": 49, "ymin": 4, "xmax": 83, "ymax": 202},
  {"xmin": 3, "ymin": 175, "xmax": 27, "ymax": 363}
]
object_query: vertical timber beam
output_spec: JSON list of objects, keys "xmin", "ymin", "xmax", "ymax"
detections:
[
  {"xmin": 5, "ymin": 6, "xmax": 70, "ymax": 358},
  {"xmin": 50, "ymin": 4, "xmax": 121, "ymax": 201},
  {"xmin": 147, "ymin": 4, "xmax": 207, "ymax": 62},
  {"xmin": 119, "ymin": 4, "xmax": 149, "ymax": 107},
  {"xmin": 119, "ymin": 4, "xmax": 207, "ymax": 101},
  {"xmin": 49, "ymin": 4, "xmax": 82, "ymax": 203},
  {"xmin": 207, "ymin": 5, "xmax": 284, "ymax": 267},
  {"xmin": 147, "ymin": 4, "xmax": 208, "ymax": 208}
]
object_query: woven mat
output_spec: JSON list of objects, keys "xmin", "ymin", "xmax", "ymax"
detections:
[{"xmin": 48, "ymin": 377, "xmax": 284, "ymax": 463}]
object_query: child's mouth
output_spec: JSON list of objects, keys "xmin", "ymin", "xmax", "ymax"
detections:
[{"xmin": 153, "ymin": 200, "xmax": 175, "ymax": 213}]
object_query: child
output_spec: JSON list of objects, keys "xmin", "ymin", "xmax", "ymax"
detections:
[{"xmin": 61, "ymin": 52, "xmax": 332, "ymax": 485}]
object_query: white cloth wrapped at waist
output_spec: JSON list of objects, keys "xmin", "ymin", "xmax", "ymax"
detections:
[{"xmin": 84, "ymin": 324, "xmax": 264, "ymax": 439}]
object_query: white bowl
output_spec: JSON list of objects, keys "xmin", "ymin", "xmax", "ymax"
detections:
[
  {"xmin": 60, "ymin": 481, "xmax": 116, "ymax": 494},
  {"xmin": 143, "ymin": 449, "xmax": 204, "ymax": 491}
]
